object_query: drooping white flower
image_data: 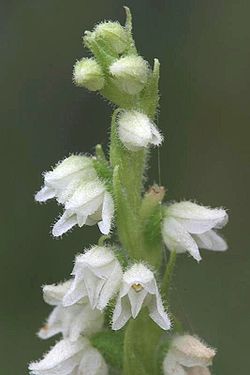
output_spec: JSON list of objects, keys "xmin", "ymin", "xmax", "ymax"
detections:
[
  {"xmin": 52, "ymin": 179, "xmax": 114, "ymax": 236},
  {"xmin": 73, "ymin": 58, "xmax": 105, "ymax": 91},
  {"xmin": 29, "ymin": 337, "xmax": 108, "ymax": 375},
  {"xmin": 112, "ymin": 263, "xmax": 171, "ymax": 331},
  {"xmin": 35, "ymin": 155, "xmax": 97, "ymax": 204},
  {"xmin": 162, "ymin": 201, "xmax": 228, "ymax": 262},
  {"xmin": 117, "ymin": 110, "xmax": 163, "ymax": 151},
  {"xmin": 163, "ymin": 335, "xmax": 216, "ymax": 375},
  {"xmin": 109, "ymin": 55, "xmax": 149, "ymax": 95},
  {"xmin": 38, "ymin": 281, "xmax": 104, "ymax": 342},
  {"xmin": 63, "ymin": 246, "xmax": 123, "ymax": 311}
]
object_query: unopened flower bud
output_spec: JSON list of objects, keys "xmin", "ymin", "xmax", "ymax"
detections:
[
  {"xmin": 73, "ymin": 58, "xmax": 105, "ymax": 91},
  {"xmin": 163, "ymin": 335, "xmax": 216, "ymax": 375},
  {"xmin": 109, "ymin": 56, "xmax": 149, "ymax": 95},
  {"xmin": 118, "ymin": 110, "xmax": 163, "ymax": 151},
  {"xmin": 94, "ymin": 21, "xmax": 129, "ymax": 54}
]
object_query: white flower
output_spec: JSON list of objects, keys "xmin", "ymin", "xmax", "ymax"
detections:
[
  {"xmin": 52, "ymin": 179, "xmax": 114, "ymax": 236},
  {"xmin": 63, "ymin": 246, "xmax": 123, "ymax": 311},
  {"xmin": 112, "ymin": 263, "xmax": 171, "ymax": 330},
  {"xmin": 117, "ymin": 110, "xmax": 163, "ymax": 151},
  {"xmin": 73, "ymin": 58, "xmax": 105, "ymax": 91},
  {"xmin": 163, "ymin": 335, "xmax": 216, "ymax": 375},
  {"xmin": 94, "ymin": 21, "xmax": 129, "ymax": 54},
  {"xmin": 35, "ymin": 155, "xmax": 97, "ymax": 204},
  {"xmin": 29, "ymin": 337, "xmax": 108, "ymax": 375},
  {"xmin": 109, "ymin": 55, "xmax": 149, "ymax": 95},
  {"xmin": 162, "ymin": 201, "xmax": 228, "ymax": 262},
  {"xmin": 38, "ymin": 281, "xmax": 104, "ymax": 342}
]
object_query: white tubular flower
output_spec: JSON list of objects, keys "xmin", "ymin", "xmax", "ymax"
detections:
[
  {"xmin": 112, "ymin": 263, "xmax": 171, "ymax": 331},
  {"xmin": 117, "ymin": 110, "xmax": 163, "ymax": 151},
  {"xmin": 63, "ymin": 246, "xmax": 123, "ymax": 311},
  {"xmin": 109, "ymin": 55, "xmax": 149, "ymax": 95},
  {"xmin": 73, "ymin": 58, "xmax": 105, "ymax": 91},
  {"xmin": 35, "ymin": 155, "xmax": 97, "ymax": 204},
  {"xmin": 52, "ymin": 179, "xmax": 114, "ymax": 236},
  {"xmin": 29, "ymin": 337, "xmax": 108, "ymax": 375},
  {"xmin": 162, "ymin": 201, "xmax": 228, "ymax": 262},
  {"xmin": 163, "ymin": 335, "xmax": 216, "ymax": 375},
  {"xmin": 38, "ymin": 281, "xmax": 104, "ymax": 342},
  {"xmin": 94, "ymin": 21, "xmax": 129, "ymax": 54}
]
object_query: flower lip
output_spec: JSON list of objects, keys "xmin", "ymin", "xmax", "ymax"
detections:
[{"xmin": 131, "ymin": 283, "xmax": 143, "ymax": 292}]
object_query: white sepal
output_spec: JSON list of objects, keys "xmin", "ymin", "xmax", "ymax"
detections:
[
  {"xmin": 112, "ymin": 263, "xmax": 171, "ymax": 331},
  {"xmin": 109, "ymin": 56, "xmax": 149, "ymax": 95},
  {"xmin": 166, "ymin": 201, "xmax": 228, "ymax": 234},
  {"xmin": 163, "ymin": 335, "xmax": 216, "ymax": 375},
  {"xmin": 29, "ymin": 337, "xmax": 108, "ymax": 375},
  {"xmin": 118, "ymin": 110, "xmax": 163, "ymax": 151},
  {"xmin": 35, "ymin": 155, "xmax": 97, "ymax": 204},
  {"xmin": 52, "ymin": 180, "xmax": 114, "ymax": 236},
  {"xmin": 38, "ymin": 281, "xmax": 103, "ymax": 341},
  {"xmin": 63, "ymin": 246, "xmax": 123, "ymax": 311},
  {"xmin": 162, "ymin": 201, "xmax": 228, "ymax": 261}
]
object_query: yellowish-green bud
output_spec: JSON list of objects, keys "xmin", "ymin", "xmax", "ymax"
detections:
[
  {"xmin": 73, "ymin": 58, "xmax": 105, "ymax": 91},
  {"xmin": 109, "ymin": 56, "xmax": 149, "ymax": 95},
  {"xmin": 94, "ymin": 21, "xmax": 129, "ymax": 54}
]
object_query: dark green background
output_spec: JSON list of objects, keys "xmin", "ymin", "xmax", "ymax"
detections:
[{"xmin": 1, "ymin": 0, "xmax": 249, "ymax": 374}]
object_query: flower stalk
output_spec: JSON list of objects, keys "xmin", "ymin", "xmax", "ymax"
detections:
[{"xmin": 30, "ymin": 6, "xmax": 229, "ymax": 375}]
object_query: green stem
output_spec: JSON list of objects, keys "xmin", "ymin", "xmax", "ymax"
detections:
[{"xmin": 161, "ymin": 251, "xmax": 177, "ymax": 302}]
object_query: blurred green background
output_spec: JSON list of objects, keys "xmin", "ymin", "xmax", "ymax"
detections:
[{"xmin": 1, "ymin": 0, "xmax": 249, "ymax": 373}]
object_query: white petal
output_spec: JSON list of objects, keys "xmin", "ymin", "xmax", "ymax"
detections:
[
  {"xmin": 163, "ymin": 352, "xmax": 186, "ymax": 375},
  {"xmin": 63, "ymin": 278, "xmax": 87, "ymax": 307},
  {"xmin": 193, "ymin": 230, "xmax": 228, "ymax": 251},
  {"xmin": 76, "ymin": 246, "xmax": 116, "ymax": 271},
  {"xmin": 128, "ymin": 288, "xmax": 148, "ymax": 318},
  {"xmin": 112, "ymin": 295, "xmax": 132, "ymax": 330},
  {"xmin": 83, "ymin": 269, "xmax": 105, "ymax": 309},
  {"xmin": 147, "ymin": 282, "xmax": 171, "ymax": 330},
  {"xmin": 123, "ymin": 263, "xmax": 155, "ymax": 285},
  {"xmin": 97, "ymin": 262, "xmax": 123, "ymax": 310},
  {"xmin": 118, "ymin": 111, "xmax": 152, "ymax": 150},
  {"xmin": 52, "ymin": 211, "xmax": 77, "ymax": 237},
  {"xmin": 77, "ymin": 213, "xmax": 88, "ymax": 227},
  {"xmin": 78, "ymin": 346, "xmax": 108, "ymax": 375},
  {"xmin": 43, "ymin": 281, "xmax": 72, "ymax": 306},
  {"xmin": 65, "ymin": 180, "xmax": 104, "ymax": 211},
  {"xmin": 38, "ymin": 306, "xmax": 64, "ymax": 340},
  {"xmin": 162, "ymin": 217, "xmax": 201, "ymax": 262},
  {"xmin": 167, "ymin": 202, "xmax": 228, "ymax": 234},
  {"xmin": 29, "ymin": 338, "xmax": 87, "ymax": 375},
  {"xmin": 45, "ymin": 155, "xmax": 94, "ymax": 185},
  {"xmin": 97, "ymin": 192, "xmax": 114, "ymax": 235},
  {"xmin": 63, "ymin": 304, "xmax": 104, "ymax": 341},
  {"xmin": 149, "ymin": 122, "xmax": 163, "ymax": 146},
  {"xmin": 35, "ymin": 186, "xmax": 56, "ymax": 202}
]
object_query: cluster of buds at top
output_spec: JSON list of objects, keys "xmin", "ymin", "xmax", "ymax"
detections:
[{"xmin": 72, "ymin": 8, "xmax": 159, "ymax": 111}]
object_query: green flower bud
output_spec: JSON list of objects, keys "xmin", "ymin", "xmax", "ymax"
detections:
[
  {"xmin": 73, "ymin": 58, "xmax": 105, "ymax": 91},
  {"xmin": 109, "ymin": 56, "xmax": 149, "ymax": 95},
  {"xmin": 94, "ymin": 21, "xmax": 129, "ymax": 54}
]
